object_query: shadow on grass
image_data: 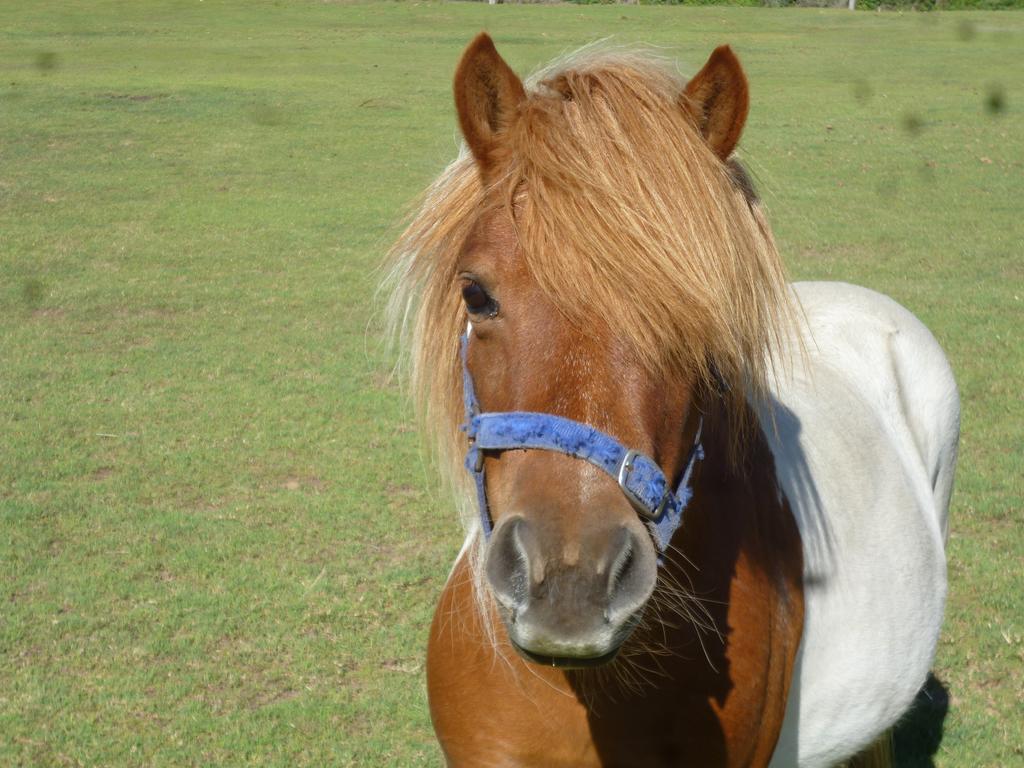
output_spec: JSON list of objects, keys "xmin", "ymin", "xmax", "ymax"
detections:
[{"xmin": 893, "ymin": 672, "xmax": 950, "ymax": 767}]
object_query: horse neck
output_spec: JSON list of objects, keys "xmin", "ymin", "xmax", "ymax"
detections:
[{"xmin": 665, "ymin": 391, "xmax": 802, "ymax": 605}]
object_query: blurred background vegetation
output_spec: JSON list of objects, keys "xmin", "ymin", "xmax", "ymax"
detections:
[{"xmin": 1, "ymin": 1, "xmax": 1020, "ymax": 766}]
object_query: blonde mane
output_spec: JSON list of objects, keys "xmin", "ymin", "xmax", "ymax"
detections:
[{"xmin": 386, "ymin": 47, "xmax": 795, "ymax": 541}]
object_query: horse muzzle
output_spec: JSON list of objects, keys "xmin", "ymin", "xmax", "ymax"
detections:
[{"xmin": 485, "ymin": 516, "xmax": 657, "ymax": 666}]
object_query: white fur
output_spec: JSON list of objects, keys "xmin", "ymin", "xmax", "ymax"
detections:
[{"xmin": 766, "ymin": 282, "xmax": 960, "ymax": 767}]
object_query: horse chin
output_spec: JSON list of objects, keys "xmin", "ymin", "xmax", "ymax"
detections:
[
  {"xmin": 509, "ymin": 639, "xmax": 621, "ymax": 669},
  {"xmin": 499, "ymin": 609, "xmax": 644, "ymax": 670}
]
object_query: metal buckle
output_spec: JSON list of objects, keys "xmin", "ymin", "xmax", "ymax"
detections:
[
  {"xmin": 652, "ymin": 491, "xmax": 671, "ymax": 521},
  {"xmin": 617, "ymin": 449, "xmax": 669, "ymax": 521},
  {"xmin": 468, "ymin": 441, "xmax": 485, "ymax": 473}
]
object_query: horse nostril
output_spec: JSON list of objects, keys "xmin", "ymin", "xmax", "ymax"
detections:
[
  {"xmin": 608, "ymin": 539, "xmax": 635, "ymax": 599},
  {"xmin": 605, "ymin": 528, "xmax": 656, "ymax": 622},
  {"xmin": 485, "ymin": 517, "xmax": 534, "ymax": 611}
]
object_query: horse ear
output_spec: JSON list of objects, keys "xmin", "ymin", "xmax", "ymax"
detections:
[
  {"xmin": 454, "ymin": 33, "xmax": 526, "ymax": 172},
  {"xmin": 681, "ymin": 46, "xmax": 749, "ymax": 160}
]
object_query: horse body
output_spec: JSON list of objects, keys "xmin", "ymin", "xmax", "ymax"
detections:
[
  {"xmin": 768, "ymin": 281, "xmax": 959, "ymax": 767},
  {"xmin": 390, "ymin": 34, "xmax": 959, "ymax": 767}
]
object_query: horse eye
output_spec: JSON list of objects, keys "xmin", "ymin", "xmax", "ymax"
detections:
[{"xmin": 461, "ymin": 281, "xmax": 498, "ymax": 317}]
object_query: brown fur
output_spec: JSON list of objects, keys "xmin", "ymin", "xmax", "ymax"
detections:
[
  {"xmin": 682, "ymin": 46, "xmax": 750, "ymax": 160},
  {"xmin": 453, "ymin": 33, "xmax": 526, "ymax": 172}
]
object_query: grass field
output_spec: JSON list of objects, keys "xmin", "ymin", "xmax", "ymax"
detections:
[{"xmin": 1, "ymin": 1, "xmax": 1021, "ymax": 765}]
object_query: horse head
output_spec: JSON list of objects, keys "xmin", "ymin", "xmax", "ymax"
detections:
[{"xmin": 446, "ymin": 34, "xmax": 760, "ymax": 666}]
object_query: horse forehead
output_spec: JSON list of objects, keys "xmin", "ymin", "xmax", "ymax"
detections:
[{"xmin": 462, "ymin": 205, "xmax": 519, "ymax": 263}]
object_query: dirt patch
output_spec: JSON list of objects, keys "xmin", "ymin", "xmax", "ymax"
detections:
[
  {"xmin": 100, "ymin": 92, "xmax": 167, "ymax": 102},
  {"xmin": 251, "ymin": 687, "xmax": 300, "ymax": 709},
  {"xmin": 386, "ymin": 482, "xmax": 422, "ymax": 510},
  {"xmin": 381, "ymin": 659, "xmax": 421, "ymax": 674},
  {"xmin": 30, "ymin": 307, "xmax": 66, "ymax": 320},
  {"xmin": 357, "ymin": 97, "xmax": 403, "ymax": 111},
  {"xmin": 282, "ymin": 475, "xmax": 326, "ymax": 492}
]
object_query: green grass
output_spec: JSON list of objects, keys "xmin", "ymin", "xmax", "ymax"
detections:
[{"xmin": 1, "ymin": 2, "xmax": 1020, "ymax": 765}]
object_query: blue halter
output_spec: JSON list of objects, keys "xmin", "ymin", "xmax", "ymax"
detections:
[{"xmin": 460, "ymin": 333, "xmax": 704, "ymax": 553}]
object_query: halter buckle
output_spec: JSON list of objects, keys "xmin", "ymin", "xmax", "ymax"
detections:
[
  {"xmin": 468, "ymin": 440, "xmax": 485, "ymax": 473},
  {"xmin": 617, "ymin": 450, "xmax": 670, "ymax": 521}
]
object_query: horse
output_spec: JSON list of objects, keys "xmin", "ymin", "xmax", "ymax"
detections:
[{"xmin": 386, "ymin": 34, "xmax": 960, "ymax": 768}]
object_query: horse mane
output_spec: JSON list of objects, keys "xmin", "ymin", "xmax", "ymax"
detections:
[{"xmin": 385, "ymin": 46, "xmax": 796, "ymax": 537}]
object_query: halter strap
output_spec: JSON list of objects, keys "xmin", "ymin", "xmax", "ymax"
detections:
[{"xmin": 460, "ymin": 333, "xmax": 704, "ymax": 553}]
